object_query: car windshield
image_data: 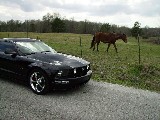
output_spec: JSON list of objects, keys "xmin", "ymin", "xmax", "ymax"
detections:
[{"xmin": 16, "ymin": 41, "xmax": 57, "ymax": 55}]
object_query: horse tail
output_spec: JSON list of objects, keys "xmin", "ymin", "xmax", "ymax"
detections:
[{"xmin": 90, "ymin": 35, "xmax": 95, "ymax": 49}]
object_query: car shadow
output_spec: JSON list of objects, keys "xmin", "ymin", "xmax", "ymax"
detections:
[{"xmin": 49, "ymin": 84, "xmax": 89, "ymax": 95}]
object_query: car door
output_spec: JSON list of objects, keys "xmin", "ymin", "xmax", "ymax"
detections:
[
  {"xmin": 0, "ymin": 41, "xmax": 18, "ymax": 74},
  {"xmin": 0, "ymin": 41, "xmax": 6, "ymax": 71},
  {"xmin": 0, "ymin": 41, "xmax": 33, "ymax": 77}
]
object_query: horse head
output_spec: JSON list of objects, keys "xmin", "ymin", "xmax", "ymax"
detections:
[
  {"xmin": 122, "ymin": 33, "xmax": 127, "ymax": 43},
  {"xmin": 116, "ymin": 33, "xmax": 127, "ymax": 43}
]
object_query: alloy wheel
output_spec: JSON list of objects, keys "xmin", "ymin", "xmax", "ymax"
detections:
[{"xmin": 30, "ymin": 71, "xmax": 46, "ymax": 93}]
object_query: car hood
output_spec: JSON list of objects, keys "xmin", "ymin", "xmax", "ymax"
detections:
[{"xmin": 28, "ymin": 52, "xmax": 89, "ymax": 68}]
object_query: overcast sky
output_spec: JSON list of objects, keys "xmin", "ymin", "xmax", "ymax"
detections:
[{"xmin": 0, "ymin": 0, "xmax": 160, "ymax": 28}]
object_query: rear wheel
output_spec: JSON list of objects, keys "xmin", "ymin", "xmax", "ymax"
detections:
[{"xmin": 29, "ymin": 69, "xmax": 51, "ymax": 95}]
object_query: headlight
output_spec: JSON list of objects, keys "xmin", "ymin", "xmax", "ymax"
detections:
[
  {"xmin": 74, "ymin": 68, "xmax": 76, "ymax": 74},
  {"xmin": 87, "ymin": 64, "xmax": 90, "ymax": 71}
]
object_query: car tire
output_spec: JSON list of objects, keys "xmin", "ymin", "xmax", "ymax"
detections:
[{"xmin": 28, "ymin": 69, "xmax": 51, "ymax": 95}]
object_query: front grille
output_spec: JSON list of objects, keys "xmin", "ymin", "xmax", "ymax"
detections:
[
  {"xmin": 68, "ymin": 66, "xmax": 88, "ymax": 78},
  {"xmin": 55, "ymin": 65, "xmax": 90, "ymax": 79}
]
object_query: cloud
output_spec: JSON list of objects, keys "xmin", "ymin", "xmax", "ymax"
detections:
[
  {"xmin": 1, "ymin": 0, "xmax": 160, "ymax": 16},
  {"xmin": 0, "ymin": 0, "xmax": 44, "ymax": 12},
  {"xmin": 135, "ymin": 0, "xmax": 160, "ymax": 16},
  {"xmin": 0, "ymin": 0, "xmax": 159, "ymax": 27}
]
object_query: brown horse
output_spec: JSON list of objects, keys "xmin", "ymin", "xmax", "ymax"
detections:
[{"xmin": 90, "ymin": 32, "xmax": 127, "ymax": 53}]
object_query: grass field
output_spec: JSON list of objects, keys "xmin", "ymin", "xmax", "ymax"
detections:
[{"xmin": 0, "ymin": 32, "xmax": 160, "ymax": 92}]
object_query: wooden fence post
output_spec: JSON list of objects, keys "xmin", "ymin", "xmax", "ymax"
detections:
[
  {"xmin": 137, "ymin": 34, "xmax": 141, "ymax": 65},
  {"xmin": 26, "ymin": 20, "xmax": 28, "ymax": 38},
  {"xmin": 80, "ymin": 36, "xmax": 82, "ymax": 57}
]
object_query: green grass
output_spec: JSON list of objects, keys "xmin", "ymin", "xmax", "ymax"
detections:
[{"xmin": 0, "ymin": 32, "xmax": 160, "ymax": 92}]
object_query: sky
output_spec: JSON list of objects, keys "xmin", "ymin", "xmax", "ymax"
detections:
[{"xmin": 0, "ymin": 0, "xmax": 160, "ymax": 28}]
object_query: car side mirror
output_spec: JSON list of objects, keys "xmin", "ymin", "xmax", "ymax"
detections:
[{"xmin": 4, "ymin": 49, "xmax": 17, "ymax": 57}]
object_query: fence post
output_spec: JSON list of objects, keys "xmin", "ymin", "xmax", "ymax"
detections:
[
  {"xmin": 26, "ymin": 20, "xmax": 28, "ymax": 38},
  {"xmin": 80, "ymin": 36, "xmax": 82, "ymax": 57},
  {"xmin": 137, "ymin": 34, "xmax": 141, "ymax": 65}
]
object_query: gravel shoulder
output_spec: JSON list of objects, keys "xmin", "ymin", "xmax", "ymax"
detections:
[{"xmin": 0, "ymin": 78, "xmax": 160, "ymax": 120}]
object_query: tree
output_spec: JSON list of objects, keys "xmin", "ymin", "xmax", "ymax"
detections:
[
  {"xmin": 35, "ymin": 19, "xmax": 43, "ymax": 33},
  {"xmin": 0, "ymin": 21, "xmax": 7, "ymax": 32},
  {"xmin": 51, "ymin": 17, "xmax": 66, "ymax": 33},
  {"xmin": 131, "ymin": 21, "xmax": 142, "ymax": 39},
  {"xmin": 30, "ymin": 23, "xmax": 36, "ymax": 32},
  {"xmin": 42, "ymin": 13, "xmax": 53, "ymax": 32},
  {"xmin": 141, "ymin": 25, "xmax": 150, "ymax": 39},
  {"xmin": 100, "ymin": 23, "xmax": 111, "ymax": 32}
]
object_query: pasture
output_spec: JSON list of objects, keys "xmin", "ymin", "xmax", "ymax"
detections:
[{"xmin": 0, "ymin": 32, "xmax": 160, "ymax": 92}]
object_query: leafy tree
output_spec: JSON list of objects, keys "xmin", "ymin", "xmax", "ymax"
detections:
[
  {"xmin": 35, "ymin": 20, "xmax": 43, "ymax": 33},
  {"xmin": 131, "ymin": 21, "xmax": 142, "ymax": 39},
  {"xmin": 42, "ymin": 13, "xmax": 54, "ymax": 22},
  {"xmin": 1, "ymin": 12, "xmax": 160, "ymax": 36},
  {"xmin": 42, "ymin": 13, "xmax": 54, "ymax": 32},
  {"xmin": 100, "ymin": 23, "xmax": 111, "ymax": 32},
  {"xmin": 141, "ymin": 25, "xmax": 150, "ymax": 39},
  {"xmin": 51, "ymin": 17, "xmax": 66, "ymax": 33},
  {"xmin": 0, "ymin": 21, "xmax": 7, "ymax": 32},
  {"xmin": 68, "ymin": 17, "xmax": 76, "ymax": 33},
  {"xmin": 7, "ymin": 19, "xmax": 16, "ymax": 32},
  {"xmin": 30, "ymin": 23, "xmax": 36, "ymax": 32}
]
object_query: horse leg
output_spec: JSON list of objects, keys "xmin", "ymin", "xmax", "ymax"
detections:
[
  {"xmin": 107, "ymin": 43, "xmax": 111, "ymax": 52},
  {"xmin": 90, "ymin": 36, "xmax": 95, "ymax": 49},
  {"xmin": 93, "ymin": 42, "xmax": 96, "ymax": 51},
  {"xmin": 113, "ymin": 43, "xmax": 118, "ymax": 53},
  {"xmin": 97, "ymin": 41, "xmax": 100, "ymax": 52}
]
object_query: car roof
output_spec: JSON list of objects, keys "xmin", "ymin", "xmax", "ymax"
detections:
[{"xmin": 2, "ymin": 38, "xmax": 39, "ymax": 42}]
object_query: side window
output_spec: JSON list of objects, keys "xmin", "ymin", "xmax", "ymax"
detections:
[{"xmin": 0, "ymin": 41, "xmax": 16, "ymax": 52}]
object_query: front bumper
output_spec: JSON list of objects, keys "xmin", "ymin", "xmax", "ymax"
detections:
[{"xmin": 54, "ymin": 70, "xmax": 92, "ymax": 85}]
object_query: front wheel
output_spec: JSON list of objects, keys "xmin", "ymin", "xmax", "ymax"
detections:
[{"xmin": 29, "ymin": 69, "xmax": 51, "ymax": 95}]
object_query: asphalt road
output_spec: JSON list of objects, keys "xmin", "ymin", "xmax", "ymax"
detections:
[{"xmin": 0, "ymin": 78, "xmax": 160, "ymax": 120}]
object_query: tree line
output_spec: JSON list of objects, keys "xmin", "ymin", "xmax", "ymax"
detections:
[{"xmin": 0, "ymin": 13, "xmax": 159, "ymax": 38}]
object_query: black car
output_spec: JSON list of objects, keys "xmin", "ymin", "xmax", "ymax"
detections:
[{"xmin": 0, "ymin": 38, "xmax": 92, "ymax": 94}]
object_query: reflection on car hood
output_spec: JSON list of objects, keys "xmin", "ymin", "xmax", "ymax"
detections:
[{"xmin": 28, "ymin": 52, "xmax": 89, "ymax": 68}]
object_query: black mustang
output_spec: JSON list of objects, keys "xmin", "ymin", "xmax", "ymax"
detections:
[{"xmin": 0, "ymin": 38, "xmax": 92, "ymax": 94}]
